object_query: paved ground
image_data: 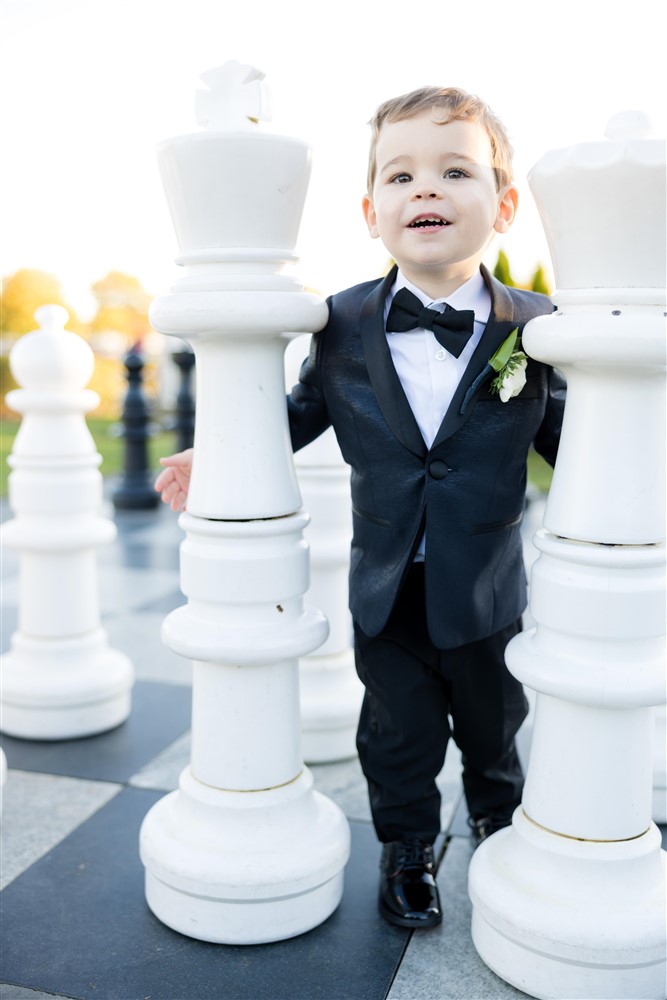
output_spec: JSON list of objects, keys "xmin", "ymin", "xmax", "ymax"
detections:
[{"xmin": 1, "ymin": 489, "xmax": 663, "ymax": 1000}]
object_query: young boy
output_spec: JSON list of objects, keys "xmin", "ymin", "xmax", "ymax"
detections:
[{"xmin": 155, "ymin": 87, "xmax": 565, "ymax": 931}]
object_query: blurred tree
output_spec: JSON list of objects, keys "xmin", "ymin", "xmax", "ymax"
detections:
[
  {"xmin": 90, "ymin": 271, "xmax": 152, "ymax": 344},
  {"xmin": 492, "ymin": 252, "xmax": 553, "ymax": 295},
  {"xmin": 530, "ymin": 264, "xmax": 552, "ymax": 295},
  {"xmin": 493, "ymin": 249, "xmax": 515, "ymax": 287},
  {"xmin": 1, "ymin": 269, "xmax": 82, "ymax": 337}
]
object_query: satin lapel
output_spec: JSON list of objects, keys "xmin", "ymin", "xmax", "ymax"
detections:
[
  {"xmin": 432, "ymin": 271, "xmax": 516, "ymax": 448},
  {"xmin": 359, "ymin": 266, "xmax": 427, "ymax": 458}
]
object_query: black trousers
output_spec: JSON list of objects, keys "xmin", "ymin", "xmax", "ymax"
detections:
[{"xmin": 354, "ymin": 563, "xmax": 528, "ymax": 844}]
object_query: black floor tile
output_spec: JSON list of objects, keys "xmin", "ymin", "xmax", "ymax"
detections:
[
  {"xmin": 0, "ymin": 682, "xmax": 191, "ymax": 783},
  {"xmin": 1, "ymin": 788, "xmax": 407, "ymax": 1000}
]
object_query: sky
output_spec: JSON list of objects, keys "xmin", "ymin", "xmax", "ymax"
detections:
[{"xmin": 2, "ymin": 0, "xmax": 665, "ymax": 323}]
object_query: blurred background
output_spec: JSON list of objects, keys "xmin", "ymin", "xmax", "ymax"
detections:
[{"xmin": 2, "ymin": 0, "xmax": 663, "ymax": 491}]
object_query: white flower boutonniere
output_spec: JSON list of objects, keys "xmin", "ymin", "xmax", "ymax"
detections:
[{"xmin": 489, "ymin": 328, "xmax": 528, "ymax": 402}]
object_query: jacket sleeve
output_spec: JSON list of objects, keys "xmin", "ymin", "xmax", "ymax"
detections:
[
  {"xmin": 286, "ymin": 323, "xmax": 332, "ymax": 453},
  {"xmin": 533, "ymin": 365, "xmax": 567, "ymax": 468}
]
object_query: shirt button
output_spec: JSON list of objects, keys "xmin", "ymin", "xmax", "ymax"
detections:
[
  {"xmin": 435, "ymin": 348, "xmax": 447, "ymax": 361},
  {"xmin": 429, "ymin": 460, "xmax": 449, "ymax": 480}
]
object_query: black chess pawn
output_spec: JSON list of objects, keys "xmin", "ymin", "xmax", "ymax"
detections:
[
  {"xmin": 172, "ymin": 347, "xmax": 196, "ymax": 452},
  {"xmin": 112, "ymin": 343, "xmax": 160, "ymax": 510}
]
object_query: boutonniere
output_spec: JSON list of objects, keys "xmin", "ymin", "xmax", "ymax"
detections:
[
  {"xmin": 459, "ymin": 327, "xmax": 527, "ymax": 415},
  {"xmin": 488, "ymin": 328, "xmax": 528, "ymax": 402}
]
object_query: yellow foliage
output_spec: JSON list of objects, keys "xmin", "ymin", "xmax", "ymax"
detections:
[
  {"xmin": 1, "ymin": 269, "xmax": 83, "ymax": 337},
  {"xmin": 90, "ymin": 270, "xmax": 152, "ymax": 343},
  {"xmin": 86, "ymin": 355, "xmax": 160, "ymax": 418}
]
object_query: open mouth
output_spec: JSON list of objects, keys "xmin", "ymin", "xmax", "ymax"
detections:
[{"xmin": 408, "ymin": 216, "xmax": 450, "ymax": 229}]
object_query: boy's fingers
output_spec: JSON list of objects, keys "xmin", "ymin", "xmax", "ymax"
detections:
[
  {"xmin": 171, "ymin": 492, "xmax": 185, "ymax": 513},
  {"xmin": 154, "ymin": 469, "xmax": 173, "ymax": 491},
  {"xmin": 159, "ymin": 448, "xmax": 194, "ymax": 468},
  {"xmin": 160, "ymin": 482, "xmax": 176, "ymax": 502},
  {"xmin": 159, "ymin": 452, "xmax": 187, "ymax": 467}
]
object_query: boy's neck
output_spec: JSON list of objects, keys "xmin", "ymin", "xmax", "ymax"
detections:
[{"xmin": 397, "ymin": 261, "xmax": 482, "ymax": 302}]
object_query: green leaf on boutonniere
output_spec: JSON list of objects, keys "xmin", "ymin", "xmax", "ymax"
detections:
[{"xmin": 489, "ymin": 327, "xmax": 519, "ymax": 373}]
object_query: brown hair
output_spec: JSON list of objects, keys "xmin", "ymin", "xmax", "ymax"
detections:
[{"xmin": 366, "ymin": 86, "xmax": 514, "ymax": 194}]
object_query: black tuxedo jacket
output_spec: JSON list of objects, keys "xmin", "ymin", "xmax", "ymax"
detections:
[{"xmin": 287, "ymin": 264, "xmax": 565, "ymax": 649}]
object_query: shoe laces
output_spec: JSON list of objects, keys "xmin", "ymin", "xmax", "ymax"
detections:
[
  {"xmin": 394, "ymin": 839, "xmax": 433, "ymax": 870},
  {"xmin": 468, "ymin": 814, "xmax": 512, "ymax": 840}
]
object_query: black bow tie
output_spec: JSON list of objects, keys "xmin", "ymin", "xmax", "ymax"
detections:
[{"xmin": 386, "ymin": 288, "xmax": 476, "ymax": 358}]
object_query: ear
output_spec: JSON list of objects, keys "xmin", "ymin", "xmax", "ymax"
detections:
[
  {"xmin": 493, "ymin": 184, "xmax": 518, "ymax": 234},
  {"xmin": 362, "ymin": 194, "xmax": 380, "ymax": 239}
]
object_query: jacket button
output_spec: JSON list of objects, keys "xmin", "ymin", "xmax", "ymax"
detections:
[{"xmin": 429, "ymin": 460, "xmax": 449, "ymax": 480}]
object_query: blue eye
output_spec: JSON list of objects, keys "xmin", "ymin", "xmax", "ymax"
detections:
[
  {"xmin": 391, "ymin": 172, "xmax": 412, "ymax": 183},
  {"xmin": 445, "ymin": 168, "xmax": 468, "ymax": 179}
]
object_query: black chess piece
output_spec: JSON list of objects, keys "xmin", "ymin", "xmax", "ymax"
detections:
[
  {"xmin": 112, "ymin": 343, "xmax": 160, "ymax": 510},
  {"xmin": 172, "ymin": 347, "xmax": 196, "ymax": 452}
]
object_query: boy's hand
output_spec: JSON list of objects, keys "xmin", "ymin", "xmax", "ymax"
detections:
[{"xmin": 154, "ymin": 448, "xmax": 193, "ymax": 512}]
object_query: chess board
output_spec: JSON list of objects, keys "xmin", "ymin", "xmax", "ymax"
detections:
[{"xmin": 2, "ymin": 501, "xmax": 658, "ymax": 1000}]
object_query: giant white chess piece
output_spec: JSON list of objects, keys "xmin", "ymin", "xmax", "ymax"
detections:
[
  {"xmin": 0, "ymin": 748, "xmax": 7, "ymax": 816},
  {"xmin": 139, "ymin": 63, "xmax": 350, "ymax": 944},
  {"xmin": 653, "ymin": 705, "xmax": 666, "ymax": 822},
  {"xmin": 1, "ymin": 306, "xmax": 134, "ymax": 739},
  {"xmin": 285, "ymin": 337, "xmax": 363, "ymax": 763},
  {"xmin": 469, "ymin": 114, "xmax": 666, "ymax": 999}
]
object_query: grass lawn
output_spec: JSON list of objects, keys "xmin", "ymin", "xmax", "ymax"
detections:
[
  {"xmin": 526, "ymin": 448, "xmax": 554, "ymax": 493},
  {"xmin": 1, "ymin": 417, "xmax": 554, "ymax": 499},
  {"xmin": 1, "ymin": 417, "xmax": 176, "ymax": 498}
]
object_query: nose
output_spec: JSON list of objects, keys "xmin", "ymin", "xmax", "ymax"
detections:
[{"xmin": 413, "ymin": 185, "xmax": 440, "ymax": 200}]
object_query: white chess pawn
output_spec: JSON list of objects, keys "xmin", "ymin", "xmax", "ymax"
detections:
[
  {"xmin": 285, "ymin": 336, "xmax": 363, "ymax": 763},
  {"xmin": 1, "ymin": 306, "xmax": 134, "ymax": 739}
]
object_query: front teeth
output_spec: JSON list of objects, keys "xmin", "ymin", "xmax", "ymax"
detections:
[{"xmin": 409, "ymin": 218, "xmax": 448, "ymax": 228}]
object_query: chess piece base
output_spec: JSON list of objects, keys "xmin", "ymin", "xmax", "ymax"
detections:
[
  {"xmin": 140, "ymin": 766, "xmax": 350, "ymax": 944},
  {"xmin": 469, "ymin": 808, "xmax": 667, "ymax": 1000},
  {"xmin": 0, "ymin": 629, "xmax": 133, "ymax": 739}
]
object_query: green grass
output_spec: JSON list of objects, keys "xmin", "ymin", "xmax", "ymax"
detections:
[
  {"xmin": 1, "ymin": 418, "xmax": 554, "ymax": 499},
  {"xmin": 1, "ymin": 417, "xmax": 176, "ymax": 497},
  {"xmin": 526, "ymin": 448, "xmax": 554, "ymax": 493}
]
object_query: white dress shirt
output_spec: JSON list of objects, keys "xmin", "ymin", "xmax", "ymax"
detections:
[{"xmin": 384, "ymin": 269, "xmax": 492, "ymax": 558}]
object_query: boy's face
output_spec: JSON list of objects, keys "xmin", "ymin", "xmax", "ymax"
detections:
[{"xmin": 362, "ymin": 112, "xmax": 517, "ymax": 296}]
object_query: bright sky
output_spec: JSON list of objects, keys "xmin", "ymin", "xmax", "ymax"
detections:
[{"xmin": 2, "ymin": 0, "xmax": 664, "ymax": 322}]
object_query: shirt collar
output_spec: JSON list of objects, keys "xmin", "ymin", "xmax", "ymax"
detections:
[{"xmin": 389, "ymin": 268, "xmax": 491, "ymax": 324}]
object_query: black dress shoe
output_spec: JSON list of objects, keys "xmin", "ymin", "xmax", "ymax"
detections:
[
  {"xmin": 378, "ymin": 840, "xmax": 442, "ymax": 928},
  {"xmin": 468, "ymin": 812, "xmax": 514, "ymax": 848}
]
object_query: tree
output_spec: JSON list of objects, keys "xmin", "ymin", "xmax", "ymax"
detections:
[
  {"xmin": 1, "ymin": 269, "xmax": 81, "ymax": 337},
  {"xmin": 90, "ymin": 271, "xmax": 152, "ymax": 344},
  {"xmin": 493, "ymin": 249, "xmax": 515, "ymax": 287},
  {"xmin": 530, "ymin": 264, "xmax": 552, "ymax": 296}
]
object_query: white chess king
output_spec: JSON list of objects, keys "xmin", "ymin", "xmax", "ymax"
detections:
[{"xmin": 138, "ymin": 62, "xmax": 350, "ymax": 944}]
